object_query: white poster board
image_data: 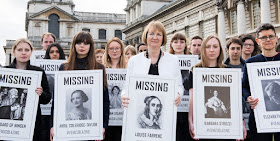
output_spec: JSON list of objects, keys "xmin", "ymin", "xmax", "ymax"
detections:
[
  {"xmin": 32, "ymin": 59, "xmax": 65, "ymax": 115},
  {"xmin": 247, "ymin": 61, "xmax": 280, "ymax": 133},
  {"xmin": 176, "ymin": 55, "xmax": 199, "ymax": 112},
  {"xmin": 122, "ymin": 75, "xmax": 177, "ymax": 141},
  {"xmin": 0, "ymin": 68, "xmax": 42, "ymax": 141},
  {"xmin": 30, "ymin": 51, "xmax": 46, "ymax": 62},
  {"xmin": 193, "ymin": 68, "xmax": 243, "ymax": 139},
  {"xmin": 53, "ymin": 70, "xmax": 103, "ymax": 140},
  {"xmin": 106, "ymin": 68, "xmax": 126, "ymax": 126}
]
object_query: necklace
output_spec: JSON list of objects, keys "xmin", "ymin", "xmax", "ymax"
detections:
[
  {"xmin": 146, "ymin": 50, "xmax": 162, "ymax": 67},
  {"xmin": 263, "ymin": 54, "xmax": 276, "ymax": 62}
]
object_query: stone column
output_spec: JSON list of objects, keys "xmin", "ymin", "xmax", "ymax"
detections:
[
  {"xmin": 237, "ymin": 0, "xmax": 246, "ymax": 35},
  {"xmin": 130, "ymin": 8, "xmax": 133, "ymax": 22},
  {"xmin": 260, "ymin": 0, "xmax": 271, "ymax": 23},
  {"xmin": 218, "ymin": 7, "xmax": 226, "ymax": 56},
  {"xmin": 135, "ymin": 4, "xmax": 139, "ymax": 19},
  {"xmin": 126, "ymin": 11, "xmax": 130, "ymax": 24}
]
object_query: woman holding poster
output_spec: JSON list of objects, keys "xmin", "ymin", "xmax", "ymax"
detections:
[
  {"xmin": 103, "ymin": 37, "xmax": 127, "ymax": 141},
  {"xmin": 49, "ymin": 31, "xmax": 109, "ymax": 141},
  {"xmin": 5, "ymin": 38, "xmax": 51, "ymax": 140},
  {"xmin": 121, "ymin": 21, "xmax": 184, "ymax": 140},
  {"xmin": 168, "ymin": 32, "xmax": 193, "ymax": 141},
  {"xmin": 187, "ymin": 35, "xmax": 246, "ymax": 140}
]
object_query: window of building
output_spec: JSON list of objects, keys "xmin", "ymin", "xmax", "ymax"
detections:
[
  {"xmin": 115, "ymin": 30, "xmax": 122, "ymax": 40},
  {"xmin": 82, "ymin": 28, "xmax": 90, "ymax": 33},
  {"xmin": 48, "ymin": 14, "xmax": 60, "ymax": 38},
  {"xmin": 251, "ymin": 1, "xmax": 261, "ymax": 29},
  {"xmin": 99, "ymin": 29, "xmax": 106, "ymax": 40},
  {"xmin": 230, "ymin": 9, "xmax": 237, "ymax": 34}
]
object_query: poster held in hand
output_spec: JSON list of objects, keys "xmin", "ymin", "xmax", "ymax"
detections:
[
  {"xmin": 247, "ymin": 61, "xmax": 280, "ymax": 133},
  {"xmin": 0, "ymin": 68, "xmax": 42, "ymax": 141},
  {"xmin": 193, "ymin": 68, "xmax": 243, "ymax": 139}
]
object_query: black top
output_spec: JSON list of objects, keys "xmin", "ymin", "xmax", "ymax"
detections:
[
  {"xmin": 5, "ymin": 58, "xmax": 51, "ymax": 139},
  {"xmin": 147, "ymin": 50, "xmax": 162, "ymax": 75}
]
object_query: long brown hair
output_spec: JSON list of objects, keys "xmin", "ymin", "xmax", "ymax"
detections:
[
  {"xmin": 193, "ymin": 35, "xmax": 225, "ymax": 69},
  {"xmin": 64, "ymin": 31, "xmax": 107, "ymax": 87},
  {"xmin": 169, "ymin": 33, "xmax": 189, "ymax": 54},
  {"xmin": 103, "ymin": 37, "xmax": 127, "ymax": 68}
]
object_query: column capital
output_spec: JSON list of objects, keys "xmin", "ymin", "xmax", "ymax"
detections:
[{"xmin": 215, "ymin": 0, "xmax": 227, "ymax": 12}]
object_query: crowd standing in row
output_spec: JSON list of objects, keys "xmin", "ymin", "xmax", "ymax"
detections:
[{"xmin": 1, "ymin": 21, "xmax": 279, "ymax": 141}]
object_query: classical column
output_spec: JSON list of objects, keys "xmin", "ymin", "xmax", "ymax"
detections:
[
  {"xmin": 126, "ymin": 11, "xmax": 130, "ymax": 24},
  {"xmin": 135, "ymin": 4, "xmax": 139, "ymax": 19},
  {"xmin": 237, "ymin": 0, "xmax": 246, "ymax": 35},
  {"xmin": 260, "ymin": 0, "xmax": 271, "ymax": 23},
  {"xmin": 130, "ymin": 8, "xmax": 133, "ymax": 22},
  {"xmin": 218, "ymin": 7, "xmax": 226, "ymax": 56}
]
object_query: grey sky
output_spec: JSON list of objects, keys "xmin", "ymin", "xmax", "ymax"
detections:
[{"xmin": 0, "ymin": 0, "xmax": 126, "ymax": 65}]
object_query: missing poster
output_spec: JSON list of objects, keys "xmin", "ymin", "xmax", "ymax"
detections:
[
  {"xmin": 0, "ymin": 68, "xmax": 42, "ymax": 141},
  {"xmin": 193, "ymin": 68, "xmax": 243, "ymax": 139},
  {"xmin": 176, "ymin": 55, "xmax": 199, "ymax": 112},
  {"xmin": 122, "ymin": 75, "xmax": 177, "ymax": 141},
  {"xmin": 31, "ymin": 59, "xmax": 65, "ymax": 115},
  {"xmin": 53, "ymin": 70, "xmax": 103, "ymax": 140},
  {"xmin": 247, "ymin": 61, "xmax": 280, "ymax": 133},
  {"xmin": 106, "ymin": 68, "xmax": 126, "ymax": 126}
]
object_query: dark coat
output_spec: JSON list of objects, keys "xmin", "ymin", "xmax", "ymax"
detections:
[{"xmin": 5, "ymin": 58, "xmax": 51, "ymax": 140}]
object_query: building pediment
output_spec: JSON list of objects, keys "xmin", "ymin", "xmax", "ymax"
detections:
[{"xmin": 28, "ymin": 5, "xmax": 79, "ymax": 21}]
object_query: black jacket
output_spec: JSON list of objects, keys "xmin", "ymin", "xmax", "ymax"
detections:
[
  {"xmin": 224, "ymin": 57, "xmax": 245, "ymax": 66},
  {"xmin": 5, "ymin": 58, "xmax": 51, "ymax": 140}
]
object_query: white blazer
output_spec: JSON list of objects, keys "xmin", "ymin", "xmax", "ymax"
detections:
[{"xmin": 121, "ymin": 52, "xmax": 184, "ymax": 97}]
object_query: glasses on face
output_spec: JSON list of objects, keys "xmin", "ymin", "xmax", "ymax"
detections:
[
  {"xmin": 258, "ymin": 35, "xmax": 276, "ymax": 41},
  {"xmin": 108, "ymin": 47, "xmax": 121, "ymax": 52},
  {"xmin": 243, "ymin": 43, "xmax": 254, "ymax": 47},
  {"xmin": 139, "ymin": 49, "xmax": 147, "ymax": 52}
]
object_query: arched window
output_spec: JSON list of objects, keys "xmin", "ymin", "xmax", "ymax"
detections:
[
  {"xmin": 99, "ymin": 29, "xmax": 106, "ymax": 40},
  {"xmin": 115, "ymin": 30, "xmax": 122, "ymax": 40},
  {"xmin": 48, "ymin": 14, "xmax": 60, "ymax": 38}
]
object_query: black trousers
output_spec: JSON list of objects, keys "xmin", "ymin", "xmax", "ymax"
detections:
[{"xmin": 104, "ymin": 126, "xmax": 122, "ymax": 141}]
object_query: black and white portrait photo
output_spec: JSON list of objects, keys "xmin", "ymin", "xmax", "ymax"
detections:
[
  {"xmin": 137, "ymin": 96, "xmax": 163, "ymax": 130},
  {"xmin": 47, "ymin": 74, "xmax": 55, "ymax": 99},
  {"xmin": 181, "ymin": 70, "xmax": 190, "ymax": 95},
  {"xmin": 0, "ymin": 87, "xmax": 27, "ymax": 120},
  {"xmin": 204, "ymin": 86, "xmax": 231, "ymax": 118},
  {"xmin": 65, "ymin": 88, "xmax": 92, "ymax": 120},
  {"xmin": 108, "ymin": 84, "xmax": 122, "ymax": 109},
  {"xmin": 261, "ymin": 79, "xmax": 280, "ymax": 111}
]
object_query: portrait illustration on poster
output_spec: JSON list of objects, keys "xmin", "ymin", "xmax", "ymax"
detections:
[
  {"xmin": 65, "ymin": 88, "xmax": 92, "ymax": 120},
  {"xmin": 137, "ymin": 95, "xmax": 163, "ymax": 130},
  {"xmin": 204, "ymin": 86, "xmax": 231, "ymax": 119},
  {"xmin": 0, "ymin": 87, "xmax": 27, "ymax": 120},
  {"xmin": 181, "ymin": 70, "xmax": 190, "ymax": 95},
  {"xmin": 261, "ymin": 79, "xmax": 280, "ymax": 111},
  {"xmin": 109, "ymin": 84, "xmax": 122, "ymax": 109}
]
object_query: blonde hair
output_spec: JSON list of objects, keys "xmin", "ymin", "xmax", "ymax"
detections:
[
  {"xmin": 124, "ymin": 45, "xmax": 136, "ymax": 55},
  {"xmin": 12, "ymin": 38, "xmax": 33, "ymax": 53},
  {"xmin": 103, "ymin": 37, "xmax": 127, "ymax": 68},
  {"xmin": 169, "ymin": 32, "xmax": 189, "ymax": 54},
  {"xmin": 41, "ymin": 32, "xmax": 56, "ymax": 42},
  {"xmin": 142, "ymin": 21, "xmax": 167, "ymax": 46},
  {"xmin": 193, "ymin": 35, "xmax": 225, "ymax": 69}
]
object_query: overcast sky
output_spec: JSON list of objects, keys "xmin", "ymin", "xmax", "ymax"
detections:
[{"xmin": 0, "ymin": 0, "xmax": 126, "ymax": 65}]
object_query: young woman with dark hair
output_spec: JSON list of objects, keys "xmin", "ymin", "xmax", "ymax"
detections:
[{"xmin": 44, "ymin": 43, "xmax": 66, "ymax": 60}]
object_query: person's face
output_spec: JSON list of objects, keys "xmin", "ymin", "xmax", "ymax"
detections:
[
  {"xmin": 205, "ymin": 38, "xmax": 220, "ymax": 61},
  {"xmin": 108, "ymin": 41, "xmax": 122, "ymax": 60},
  {"xmin": 75, "ymin": 42, "xmax": 90, "ymax": 58},
  {"xmin": 242, "ymin": 39, "xmax": 254, "ymax": 55},
  {"xmin": 190, "ymin": 39, "xmax": 202, "ymax": 55},
  {"xmin": 125, "ymin": 50, "xmax": 135, "ymax": 59},
  {"xmin": 213, "ymin": 91, "xmax": 218, "ymax": 97},
  {"xmin": 147, "ymin": 27, "xmax": 163, "ymax": 48},
  {"xmin": 171, "ymin": 39, "xmax": 186, "ymax": 54},
  {"xmin": 227, "ymin": 43, "xmax": 241, "ymax": 61},
  {"xmin": 41, "ymin": 35, "xmax": 55, "ymax": 51},
  {"xmin": 71, "ymin": 92, "xmax": 83, "ymax": 107},
  {"xmin": 96, "ymin": 52, "xmax": 104, "ymax": 64},
  {"xmin": 10, "ymin": 91, "xmax": 18, "ymax": 99},
  {"xmin": 149, "ymin": 98, "xmax": 161, "ymax": 116},
  {"xmin": 49, "ymin": 46, "xmax": 60, "ymax": 60},
  {"xmin": 112, "ymin": 87, "xmax": 119, "ymax": 95},
  {"xmin": 267, "ymin": 85, "xmax": 280, "ymax": 104},
  {"xmin": 256, "ymin": 29, "xmax": 278, "ymax": 51},
  {"xmin": 138, "ymin": 45, "xmax": 147, "ymax": 53},
  {"xmin": 13, "ymin": 42, "xmax": 32, "ymax": 63}
]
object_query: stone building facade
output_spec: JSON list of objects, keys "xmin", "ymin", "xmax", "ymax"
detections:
[
  {"xmin": 123, "ymin": 0, "xmax": 280, "ymax": 55},
  {"xmin": 4, "ymin": 0, "xmax": 126, "ymax": 65}
]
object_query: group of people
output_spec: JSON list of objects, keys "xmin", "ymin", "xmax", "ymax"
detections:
[{"xmin": 0, "ymin": 20, "xmax": 279, "ymax": 141}]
